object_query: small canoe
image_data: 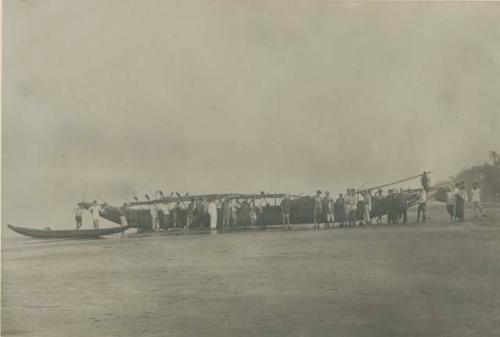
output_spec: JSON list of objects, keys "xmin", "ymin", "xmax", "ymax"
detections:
[{"xmin": 7, "ymin": 224, "xmax": 129, "ymax": 239}]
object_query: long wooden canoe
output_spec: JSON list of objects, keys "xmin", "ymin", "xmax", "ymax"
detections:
[{"xmin": 7, "ymin": 224, "xmax": 129, "ymax": 239}]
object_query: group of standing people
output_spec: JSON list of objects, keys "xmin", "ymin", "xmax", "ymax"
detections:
[
  {"xmin": 445, "ymin": 181, "xmax": 483, "ymax": 221},
  {"xmin": 309, "ymin": 188, "xmax": 401, "ymax": 229},
  {"xmin": 302, "ymin": 185, "xmax": 429, "ymax": 229},
  {"xmin": 79, "ymin": 171, "xmax": 483, "ymax": 232},
  {"xmin": 145, "ymin": 197, "xmax": 267, "ymax": 232},
  {"xmin": 74, "ymin": 200, "xmax": 103, "ymax": 230}
]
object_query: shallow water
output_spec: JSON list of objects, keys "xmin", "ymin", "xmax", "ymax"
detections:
[{"xmin": 2, "ymin": 204, "xmax": 500, "ymax": 337}]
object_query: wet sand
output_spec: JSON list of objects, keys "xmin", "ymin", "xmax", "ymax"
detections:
[{"xmin": 2, "ymin": 203, "xmax": 500, "ymax": 337}]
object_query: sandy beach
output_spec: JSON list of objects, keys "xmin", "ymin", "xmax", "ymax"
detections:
[{"xmin": 2, "ymin": 203, "xmax": 500, "ymax": 337}]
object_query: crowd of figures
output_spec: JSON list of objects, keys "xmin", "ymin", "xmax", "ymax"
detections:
[
  {"xmin": 74, "ymin": 173, "xmax": 485, "ymax": 232},
  {"xmin": 306, "ymin": 187, "xmax": 427, "ymax": 230},
  {"xmin": 444, "ymin": 181, "xmax": 485, "ymax": 221},
  {"xmin": 74, "ymin": 188, "xmax": 426, "ymax": 232}
]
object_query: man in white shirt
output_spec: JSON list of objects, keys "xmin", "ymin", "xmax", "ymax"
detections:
[
  {"xmin": 324, "ymin": 192, "xmax": 335, "ymax": 229},
  {"xmin": 362, "ymin": 190, "xmax": 372, "ymax": 225},
  {"xmin": 417, "ymin": 189, "xmax": 427, "ymax": 223},
  {"xmin": 208, "ymin": 199, "xmax": 218, "ymax": 233},
  {"xmin": 345, "ymin": 189, "xmax": 357, "ymax": 227},
  {"xmin": 89, "ymin": 201, "xmax": 102, "ymax": 229},
  {"xmin": 150, "ymin": 201, "xmax": 160, "ymax": 231},
  {"xmin": 471, "ymin": 182, "xmax": 483, "ymax": 218}
]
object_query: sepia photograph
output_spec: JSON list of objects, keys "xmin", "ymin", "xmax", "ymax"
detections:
[{"xmin": 2, "ymin": 1, "xmax": 500, "ymax": 336}]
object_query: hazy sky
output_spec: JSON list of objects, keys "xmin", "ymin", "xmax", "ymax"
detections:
[{"xmin": 3, "ymin": 1, "xmax": 500, "ymax": 229}]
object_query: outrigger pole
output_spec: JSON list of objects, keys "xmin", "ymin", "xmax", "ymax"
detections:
[{"xmin": 358, "ymin": 171, "xmax": 432, "ymax": 194}]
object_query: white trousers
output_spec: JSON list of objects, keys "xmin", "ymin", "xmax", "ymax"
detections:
[
  {"xmin": 210, "ymin": 212, "xmax": 218, "ymax": 229},
  {"xmin": 152, "ymin": 216, "xmax": 160, "ymax": 230}
]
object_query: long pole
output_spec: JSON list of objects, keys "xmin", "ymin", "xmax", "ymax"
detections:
[{"xmin": 359, "ymin": 171, "xmax": 431, "ymax": 193}]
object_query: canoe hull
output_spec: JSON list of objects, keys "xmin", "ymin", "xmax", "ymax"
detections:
[{"xmin": 7, "ymin": 224, "xmax": 128, "ymax": 239}]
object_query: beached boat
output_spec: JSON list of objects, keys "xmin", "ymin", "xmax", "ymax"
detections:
[
  {"xmin": 80, "ymin": 187, "xmax": 425, "ymax": 231},
  {"xmin": 7, "ymin": 224, "xmax": 129, "ymax": 239}
]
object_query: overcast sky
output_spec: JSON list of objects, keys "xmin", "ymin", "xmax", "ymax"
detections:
[{"xmin": 3, "ymin": 1, "xmax": 500, "ymax": 230}]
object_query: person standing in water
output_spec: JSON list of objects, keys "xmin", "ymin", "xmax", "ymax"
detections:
[
  {"xmin": 249, "ymin": 199, "xmax": 257, "ymax": 227},
  {"xmin": 398, "ymin": 189, "xmax": 408, "ymax": 224},
  {"xmin": 362, "ymin": 190, "xmax": 372, "ymax": 225},
  {"xmin": 231, "ymin": 199, "xmax": 240, "ymax": 227},
  {"xmin": 334, "ymin": 193, "xmax": 345, "ymax": 227},
  {"xmin": 118, "ymin": 202, "xmax": 129, "ymax": 238},
  {"xmin": 313, "ymin": 190, "xmax": 323, "ymax": 229},
  {"xmin": 452, "ymin": 183, "xmax": 460, "ymax": 220},
  {"xmin": 222, "ymin": 197, "xmax": 231, "ymax": 229},
  {"xmin": 150, "ymin": 201, "xmax": 160, "ymax": 231},
  {"xmin": 416, "ymin": 188, "xmax": 427, "ymax": 223},
  {"xmin": 446, "ymin": 187, "xmax": 455, "ymax": 221},
  {"xmin": 324, "ymin": 192, "xmax": 334, "ymax": 229},
  {"xmin": 186, "ymin": 200, "xmax": 195, "ymax": 231},
  {"xmin": 455, "ymin": 182, "xmax": 468, "ymax": 221},
  {"xmin": 119, "ymin": 202, "xmax": 129, "ymax": 226},
  {"xmin": 207, "ymin": 198, "xmax": 218, "ymax": 234},
  {"xmin": 89, "ymin": 201, "xmax": 102, "ymax": 229},
  {"xmin": 471, "ymin": 182, "xmax": 484, "ymax": 218},
  {"xmin": 281, "ymin": 194, "xmax": 292, "ymax": 230},
  {"xmin": 374, "ymin": 189, "xmax": 384, "ymax": 224},
  {"xmin": 75, "ymin": 204, "xmax": 83, "ymax": 229},
  {"xmin": 346, "ymin": 189, "xmax": 357, "ymax": 226}
]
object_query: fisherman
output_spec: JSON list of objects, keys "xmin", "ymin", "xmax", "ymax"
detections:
[
  {"xmin": 200, "ymin": 198, "xmax": 209, "ymax": 226},
  {"xmin": 281, "ymin": 194, "xmax": 292, "ymax": 230},
  {"xmin": 119, "ymin": 202, "xmax": 129, "ymax": 227},
  {"xmin": 455, "ymin": 182, "xmax": 467, "ymax": 221},
  {"xmin": 334, "ymin": 193, "xmax": 345, "ymax": 227},
  {"xmin": 207, "ymin": 198, "xmax": 218, "ymax": 233},
  {"xmin": 222, "ymin": 197, "xmax": 231, "ymax": 229},
  {"xmin": 471, "ymin": 182, "xmax": 484, "ymax": 218},
  {"xmin": 75, "ymin": 204, "xmax": 83, "ymax": 229},
  {"xmin": 150, "ymin": 201, "xmax": 160, "ymax": 231},
  {"xmin": 186, "ymin": 200, "xmax": 195, "ymax": 231},
  {"xmin": 421, "ymin": 171, "xmax": 430, "ymax": 191},
  {"xmin": 445, "ymin": 187, "xmax": 455, "ymax": 221},
  {"xmin": 387, "ymin": 190, "xmax": 397, "ymax": 224},
  {"xmin": 416, "ymin": 188, "xmax": 427, "ymax": 223},
  {"xmin": 172, "ymin": 201, "xmax": 180, "ymax": 228},
  {"xmin": 313, "ymin": 190, "xmax": 323, "ymax": 229},
  {"xmin": 346, "ymin": 189, "xmax": 357, "ymax": 227},
  {"xmin": 89, "ymin": 201, "xmax": 102, "ymax": 229},
  {"xmin": 249, "ymin": 199, "xmax": 257, "ymax": 227},
  {"xmin": 324, "ymin": 191, "xmax": 334, "ymax": 229},
  {"xmin": 398, "ymin": 189, "xmax": 408, "ymax": 224},
  {"xmin": 453, "ymin": 183, "xmax": 460, "ymax": 220},
  {"xmin": 117, "ymin": 202, "xmax": 129, "ymax": 238},
  {"xmin": 374, "ymin": 189, "xmax": 384, "ymax": 224},
  {"xmin": 231, "ymin": 198, "xmax": 240, "ymax": 227},
  {"xmin": 362, "ymin": 190, "xmax": 372, "ymax": 225}
]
